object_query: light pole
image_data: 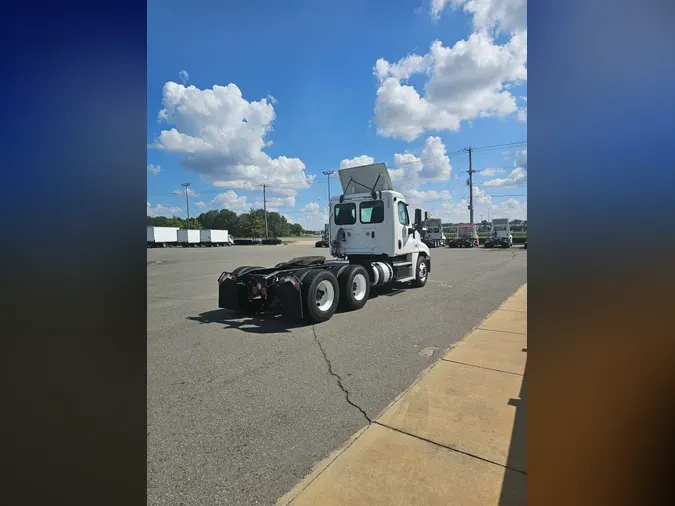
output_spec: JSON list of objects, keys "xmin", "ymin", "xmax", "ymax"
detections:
[
  {"xmin": 322, "ymin": 170, "xmax": 334, "ymax": 243},
  {"xmin": 181, "ymin": 182, "xmax": 191, "ymax": 228}
]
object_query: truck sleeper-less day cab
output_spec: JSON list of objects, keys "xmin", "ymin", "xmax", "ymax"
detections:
[
  {"xmin": 483, "ymin": 218, "xmax": 513, "ymax": 248},
  {"xmin": 448, "ymin": 224, "xmax": 479, "ymax": 248},
  {"xmin": 423, "ymin": 218, "xmax": 444, "ymax": 248},
  {"xmin": 217, "ymin": 163, "xmax": 431, "ymax": 323}
]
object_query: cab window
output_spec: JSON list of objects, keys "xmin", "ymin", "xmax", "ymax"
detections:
[
  {"xmin": 360, "ymin": 200, "xmax": 384, "ymax": 224},
  {"xmin": 334, "ymin": 203, "xmax": 356, "ymax": 225},
  {"xmin": 397, "ymin": 201, "xmax": 409, "ymax": 225}
]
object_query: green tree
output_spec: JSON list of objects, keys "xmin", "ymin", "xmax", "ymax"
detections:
[
  {"xmin": 289, "ymin": 223, "xmax": 303, "ymax": 236},
  {"xmin": 240, "ymin": 210, "xmax": 266, "ymax": 238}
]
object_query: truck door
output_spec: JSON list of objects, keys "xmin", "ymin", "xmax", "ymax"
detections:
[{"xmin": 396, "ymin": 201, "xmax": 414, "ymax": 253}]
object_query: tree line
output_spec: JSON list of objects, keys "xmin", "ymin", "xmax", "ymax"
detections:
[{"xmin": 147, "ymin": 208, "xmax": 307, "ymax": 238}]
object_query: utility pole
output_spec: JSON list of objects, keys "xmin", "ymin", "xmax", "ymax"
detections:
[
  {"xmin": 322, "ymin": 170, "xmax": 334, "ymax": 244},
  {"xmin": 182, "ymin": 182, "xmax": 191, "ymax": 228},
  {"xmin": 465, "ymin": 147, "xmax": 476, "ymax": 224},
  {"xmin": 262, "ymin": 184, "xmax": 269, "ymax": 239}
]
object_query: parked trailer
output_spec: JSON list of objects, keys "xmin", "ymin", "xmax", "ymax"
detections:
[
  {"xmin": 178, "ymin": 229, "xmax": 200, "ymax": 247},
  {"xmin": 147, "ymin": 226, "xmax": 178, "ymax": 248},
  {"xmin": 218, "ymin": 162, "xmax": 430, "ymax": 323},
  {"xmin": 200, "ymin": 229, "xmax": 233, "ymax": 247}
]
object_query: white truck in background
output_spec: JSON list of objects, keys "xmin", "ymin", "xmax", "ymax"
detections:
[
  {"xmin": 147, "ymin": 226, "xmax": 179, "ymax": 248},
  {"xmin": 448, "ymin": 223, "xmax": 479, "ymax": 248},
  {"xmin": 483, "ymin": 218, "xmax": 513, "ymax": 248},
  {"xmin": 423, "ymin": 217, "xmax": 445, "ymax": 248},
  {"xmin": 217, "ymin": 162, "xmax": 431, "ymax": 323},
  {"xmin": 178, "ymin": 229, "xmax": 201, "ymax": 247},
  {"xmin": 200, "ymin": 229, "xmax": 234, "ymax": 247}
]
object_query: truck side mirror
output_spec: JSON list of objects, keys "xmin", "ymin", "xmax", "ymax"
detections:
[{"xmin": 414, "ymin": 209, "xmax": 422, "ymax": 225}]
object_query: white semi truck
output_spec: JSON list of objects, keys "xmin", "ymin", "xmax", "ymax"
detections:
[
  {"xmin": 422, "ymin": 217, "xmax": 445, "ymax": 248},
  {"xmin": 218, "ymin": 162, "xmax": 431, "ymax": 323},
  {"xmin": 147, "ymin": 226, "xmax": 179, "ymax": 248},
  {"xmin": 200, "ymin": 229, "xmax": 234, "ymax": 247},
  {"xmin": 483, "ymin": 218, "xmax": 513, "ymax": 248},
  {"xmin": 448, "ymin": 223, "xmax": 479, "ymax": 248}
]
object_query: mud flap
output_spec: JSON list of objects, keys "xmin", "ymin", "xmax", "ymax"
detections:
[
  {"xmin": 277, "ymin": 282, "xmax": 304, "ymax": 320},
  {"xmin": 218, "ymin": 279, "xmax": 241, "ymax": 310}
]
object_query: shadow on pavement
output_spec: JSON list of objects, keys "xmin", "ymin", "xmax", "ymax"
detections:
[
  {"xmin": 187, "ymin": 309, "xmax": 311, "ymax": 334},
  {"xmin": 499, "ymin": 356, "xmax": 527, "ymax": 505},
  {"xmin": 187, "ymin": 284, "xmax": 407, "ymax": 334}
]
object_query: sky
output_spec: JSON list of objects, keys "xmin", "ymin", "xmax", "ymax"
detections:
[{"xmin": 147, "ymin": 0, "xmax": 527, "ymax": 231}]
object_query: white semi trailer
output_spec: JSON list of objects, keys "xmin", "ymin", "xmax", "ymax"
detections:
[
  {"xmin": 218, "ymin": 162, "xmax": 431, "ymax": 323},
  {"xmin": 178, "ymin": 229, "xmax": 201, "ymax": 247},
  {"xmin": 147, "ymin": 226, "xmax": 178, "ymax": 248},
  {"xmin": 200, "ymin": 229, "xmax": 233, "ymax": 247}
]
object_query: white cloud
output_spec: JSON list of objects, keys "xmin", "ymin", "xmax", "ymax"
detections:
[
  {"xmin": 373, "ymin": 31, "xmax": 527, "ymax": 141},
  {"xmin": 147, "ymin": 202, "xmax": 182, "ymax": 217},
  {"xmin": 515, "ymin": 148, "xmax": 527, "ymax": 169},
  {"xmin": 151, "ymin": 82, "xmax": 312, "ymax": 191},
  {"xmin": 194, "ymin": 201, "xmax": 207, "ymax": 209},
  {"xmin": 339, "ymin": 155, "xmax": 375, "ymax": 170},
  {"xmin": 438, "ymin": 199, "xmax": 470, "ymax": 222},
  {"xmin": 473, "ymin": 185, "xmax": 492, "ymax": 204},
  {"xmin": 256, "ymin": 195, "xmax": 296, "ymax": 208},
  {"xmin": 431, "ymin": 0, "xmax": 527, "ymax": 36},
  {"xmin": 483, "ymin": 167, "xmax": 527, "ymax": 187},
  {"xmin": 147, "ymin": 164, "xmax": 161, "ymax": 176},
  {"xmin": 430, "ymin": 0, "xmax": 451, "ymax": 21},
  {"xmin": 209, "ymin": 190, "xmax": 250, "ymax": 212},
  {"xmin": 479, "ymin": 168, "xmax": 505, "ymax": 177},
  {"xmin": 406, "ymin": 189, "xmax": 452, "ymax": 206},
  {"xmin": 178, "ymin": 70, "xmax": 189, "ymax": 84},
  {"xmin": 484, "ymin": 148, "xmax": 526, "ymax": 187},
  {"xmin": 490, "ymin": 198, "xmax": 527, "ymax": 220},
  {"xmin": 301, "ymin": 201, "xmax": 321, "ymax": 213},
  {"xmin": 173, "ymin": 188, "xmax": 200, "ymax": 196},
  {"xmin": 389, "ymin": 136, "xmax": 452, "ymax": 191}
]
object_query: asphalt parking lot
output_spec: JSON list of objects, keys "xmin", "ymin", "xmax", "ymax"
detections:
[{"xmin": 147, "ymin": 243, "xmax": 527, "ymax": 505}]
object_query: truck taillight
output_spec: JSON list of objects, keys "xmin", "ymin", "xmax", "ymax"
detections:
[{"xmin": 219, "ymin": 273, "xmax": 236, "ymax": 285}]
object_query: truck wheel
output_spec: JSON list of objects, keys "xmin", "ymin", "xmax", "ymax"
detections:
[
  {"xmin": 302, "ymin": 270, "xmax": 339, "ymax": 323},
  {"xmin": 411, "ymin": 256, "xmax": 428, "ymax": 288},
  {"xmin": 338, "ymin": 265, "xmax": 370, "ymax": 311}
]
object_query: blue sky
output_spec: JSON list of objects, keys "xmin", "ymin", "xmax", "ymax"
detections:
[{"xmin": 147, "ymin": 0, "xmax": 527, "ymax": 229}]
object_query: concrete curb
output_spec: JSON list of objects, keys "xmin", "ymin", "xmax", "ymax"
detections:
[{"xmin": 277, "ymin": 283, "xmax": 527, "ymax": 505}]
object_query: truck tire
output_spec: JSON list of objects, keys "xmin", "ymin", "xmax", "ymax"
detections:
[
  {"xmin": 302, "ymin": 270, "xmax": 339, "ymax": 323},
  {"xmin": 338, "ymin": 264, "xmax": 370, "ymax": 311},
  {"xmin": 411, "ymin": 256, "xmax": 428, "ymax": 288},
  {"xmin": 231, "ymin": 266, "xmax": 264, "ymax": 276}
]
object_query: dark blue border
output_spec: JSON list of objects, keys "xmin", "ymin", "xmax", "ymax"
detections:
[{"xmin": 2, "ymin": 2, "xmax": 147, "ymax": 505}]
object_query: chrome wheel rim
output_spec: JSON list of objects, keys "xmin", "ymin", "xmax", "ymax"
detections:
[{"xmin": 315, "ymin": 280, "xmax": 335, "ymax": 312}]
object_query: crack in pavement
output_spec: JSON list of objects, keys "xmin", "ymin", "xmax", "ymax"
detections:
[{"xmin": 312, "ymin": 325, "xmax": 372, "ymax": 423}]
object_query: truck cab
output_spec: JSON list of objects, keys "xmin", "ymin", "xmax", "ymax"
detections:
[
  {"xmin": 484, "ymin": 218, "xmax": 513, "ymax": 248},
  {"xmin": 330, "ymin": 163, "xmax": 430, "ymax": 283}
]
